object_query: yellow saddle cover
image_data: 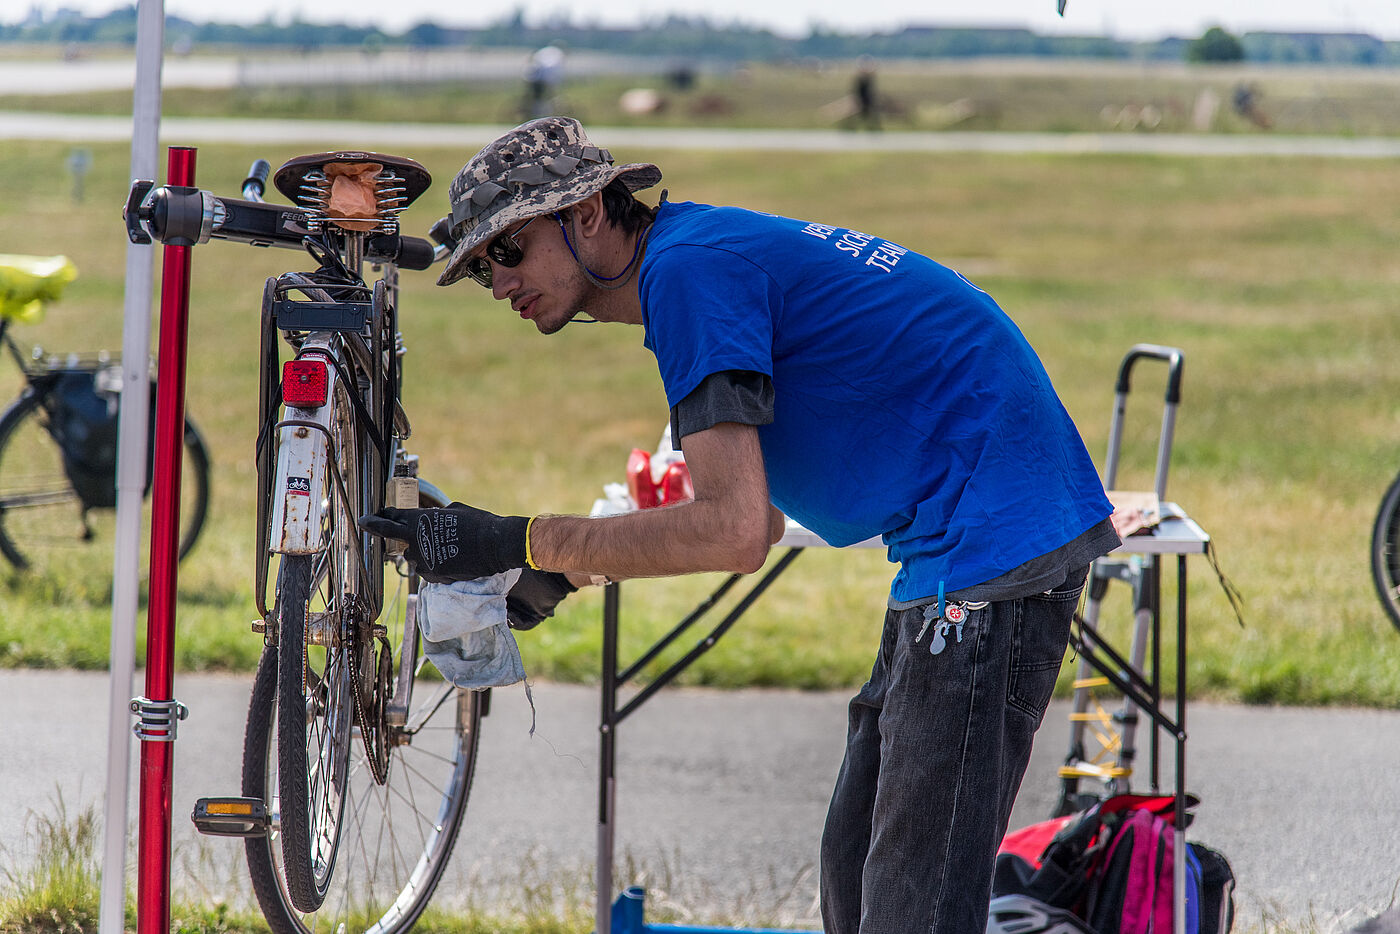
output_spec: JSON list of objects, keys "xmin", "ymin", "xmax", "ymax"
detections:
[{"xmin": 0, "ymin": 254, "xmax": 77, "ymax": 323}]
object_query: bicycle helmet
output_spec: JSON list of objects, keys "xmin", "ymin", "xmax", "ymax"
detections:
[
  {"xmin": 437, "ymin": 116, "xmax": 661, "ymax": 287},
  {"xmin": 986, "ymin": 895, "xmax": 1099, "ymax": 934}
]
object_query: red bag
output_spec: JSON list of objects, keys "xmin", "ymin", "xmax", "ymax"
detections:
[
  {"xmin": 993, "ymin": 795, "xmax": 1192, "ymax": 932},
  {"xmin": 999, "ymin": 814, "xmax": 1074, "ymax": 867}
]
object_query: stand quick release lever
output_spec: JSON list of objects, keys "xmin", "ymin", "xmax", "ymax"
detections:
[
  {"xmin": 124, "ymin": 180, "xmax": 222, "ymax": 247},
  {"xmin": 123, "ymin": 179, "xmax": 154, "ymax": 243},
  {"xmin": 123, "ymin": 177, "xmax": 440, "ymax": 266}
]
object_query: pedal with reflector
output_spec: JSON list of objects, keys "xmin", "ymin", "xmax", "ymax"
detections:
[{"xmin": 191, "ymin": 796, "xmax": 270, "ymax": 838}]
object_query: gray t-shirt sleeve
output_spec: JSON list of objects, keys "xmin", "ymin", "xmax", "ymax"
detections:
[{"xmin": 669, "ymin": 369, "xmax": 775, "ymax": 445}]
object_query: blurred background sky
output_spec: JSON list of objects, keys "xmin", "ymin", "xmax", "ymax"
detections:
[{"xmin": 0, "ymin": 0, "xmax": 1398, "ymax": 41}]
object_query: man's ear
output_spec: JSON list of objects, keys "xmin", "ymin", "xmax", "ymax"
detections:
[{"xmin": 571, "ymin": 191, "xmax": 607, "ymax": 237}]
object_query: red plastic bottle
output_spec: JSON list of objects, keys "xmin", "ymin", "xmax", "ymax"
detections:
[
  {"xmin": 659, "ymin": 461, "xmax": 694, "ymax": 506},
  {"xmin": 626, "ymin": 448, "xmax": 659, "ymax": 508}
]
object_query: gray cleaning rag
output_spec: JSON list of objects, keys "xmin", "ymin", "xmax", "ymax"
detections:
[
  {"xmin": 417, "ymin": 570, "xmax": 536, "ymax": 732},
  {"xmin": 417, "ymin": 569, "xmax": 526, "ymax": 689}
]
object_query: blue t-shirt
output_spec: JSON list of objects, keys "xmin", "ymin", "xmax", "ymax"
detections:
[{"xmin": 638, "ymin": 201, "xmax": 1112, "ymax": 602}]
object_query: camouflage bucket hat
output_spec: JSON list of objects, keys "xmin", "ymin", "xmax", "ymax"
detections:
[{"xmin": 437, "ymin": 117, "xmax": 662, "ymax": 287}]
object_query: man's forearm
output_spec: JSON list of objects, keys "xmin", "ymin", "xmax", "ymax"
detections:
[
  {"xmin": 529, "ymin": 496, "xmax": 773, "ymax": 579},
  {"xmin": 530, "ymin": 422, "xmax": 779, "ymax": 580}
]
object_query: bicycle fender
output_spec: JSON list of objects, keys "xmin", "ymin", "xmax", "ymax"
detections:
[{"xmin": 269, "ymin": 367, "xmax": 337, "ymax": 555}]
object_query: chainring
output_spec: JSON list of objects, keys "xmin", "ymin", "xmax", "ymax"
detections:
[{"xmin": 344, "ymin": 594, "xmax": 392, "ymax": 785}]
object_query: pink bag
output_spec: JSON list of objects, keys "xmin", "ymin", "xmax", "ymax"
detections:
[{"xmin": 1089, "ymin": 806, "xmax": 1174, "ymax": 933}]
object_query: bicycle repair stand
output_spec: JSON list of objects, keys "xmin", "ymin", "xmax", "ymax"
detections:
[
  {"xmin": 593, "ymin": 521, "xmax": 877, "ymax": 934},
  {"xmin": 607, "ymin": 886, "xmax": 811, "ymax": 934},
  {"xmin": 121, "ymin": 146, "xmax": 201, "ymax": 934}
]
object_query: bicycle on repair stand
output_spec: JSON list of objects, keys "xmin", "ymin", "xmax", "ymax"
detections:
[
  {"xmin": 126, "ymin": 151, "xmax": 481, "ymax": 933},
  {"xmin": 0, "ymin": 255, "xmax": 209, "ymax": 580}
]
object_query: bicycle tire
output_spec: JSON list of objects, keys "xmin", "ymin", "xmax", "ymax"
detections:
[
  {"xmin": 246, "ymin": 483, "xmax": 484, "ymax": 933},
  {"xmin": 273, "ymin": 553, "xmax": 352, "ymax": 912},
  {"xmin": 0, "ymin": 388, "xmax": 210, "ymax": 579},
  {"xmin": 274, "ymin": 369, "xmax": 363, "ymax": 913},
  {"xmin": 1371, "ymin": 469, "xmax": 1400, "ymax": 634}
]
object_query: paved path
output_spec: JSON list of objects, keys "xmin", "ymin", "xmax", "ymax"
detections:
[
  {"xmin": 0, "ymin": 50, "xmax": 658, "ymax": 97},
  {"xmin": 4, "ymin": 668, "xmax": 1398, "ymax": 931},
  {"xmin": 6, "ymin": 110, "xmax": 1400, "ymax": 158}
]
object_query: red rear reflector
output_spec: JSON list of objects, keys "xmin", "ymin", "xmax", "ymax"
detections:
[{"xmin": 283, "ymin": 359, "xmax": 328, "ymax": 407}]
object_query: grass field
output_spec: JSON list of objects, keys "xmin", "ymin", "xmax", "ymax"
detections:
[
  {"xmin": 8, "ymin": 54, "xmax": 1400, "ymax": 136},
  {"xmin": 0, "ymin": 798, "xmax": 1326, "ymax": 934},
  {"xmin": 1, "ymin": 123, "xmax": 1400, "ymax": 708}
]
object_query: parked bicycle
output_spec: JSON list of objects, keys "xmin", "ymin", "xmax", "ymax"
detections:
[
  {"xmin": 0, "ymin": 256, "xmax": 209, "ymax": 580},
  {"xmin": 1371, "ymin": 477, "xmax": 1400, "ymax": 633},
  {"xmin": 127, "ymin": 151, "xmax": 479, "ymax": 934}
]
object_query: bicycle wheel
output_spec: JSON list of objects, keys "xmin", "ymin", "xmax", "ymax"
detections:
[
  {"xmin": 246, "ymin": 485, "xmax": 484, "ymax": 933},
  {"xmin": 1371, "ymin": 470, "xmax": 1400, "ymax": 634},
  {"xmin": 0, "ymin": 387, "xmax": 211, "ymax": 582},
  {"xmin": 273, "ymin": 370, "xmax": 364, "ymax": 912}
]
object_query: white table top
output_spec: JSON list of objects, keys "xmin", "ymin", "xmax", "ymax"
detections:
[
  {"xmin": 1111, "ymin": 503, "xmax": 1210, "ymax": 556},
  {"xmin": 776, "ymin": 520, "xmax": 882, "ymax": 550},
  {"xmin": 779, "ymin": 503, "xmax": 1208, "ymax": 556},
  {"xmin": 596, "ymin": 493, "xmax": 1208, "ymax": 557}
]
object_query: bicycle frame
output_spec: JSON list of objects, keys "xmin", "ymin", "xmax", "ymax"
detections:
[
  {"xmin": 125, "ymin": 151, "xmax": 452, "ymax": 665},
  {"xmin": 253, "ymin": 251, "xmax": 398, "ymax": 635},
  {"xmin": 246, "ymin": 207, "xmax": 452, "ymax": 794},
  {"xmin": 0, "ymin": 320, "xmax": 20, "ymax": 371},
  {"xmin": 127, "ymin": 152, "xmax": 484, "ymax": 933}
]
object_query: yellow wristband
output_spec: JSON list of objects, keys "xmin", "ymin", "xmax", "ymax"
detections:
[{"xmin": 524, "ymin": 515, "xmax": 542, "ymax": 571}]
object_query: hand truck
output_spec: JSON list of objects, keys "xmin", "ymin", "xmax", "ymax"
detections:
[{"xmin": 1054, "ymin": 343, "xmax": 1185, "ymax": 816}]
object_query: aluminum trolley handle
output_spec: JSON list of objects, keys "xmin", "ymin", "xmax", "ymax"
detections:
[{"xmin": 1104, "ymin": 343, "xmax": 1184, "ymax": 501}]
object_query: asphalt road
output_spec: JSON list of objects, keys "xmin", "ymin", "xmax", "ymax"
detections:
[
  {"xmin": 0, "ymin": 50, "xmax": 663, "ymax": 97},
  {"xmin": 3, "ymin": 667, "xmax": 1398, "ymax": 931}
]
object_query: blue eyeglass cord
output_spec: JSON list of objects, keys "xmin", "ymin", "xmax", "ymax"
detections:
[{"xmin": 556, "ymin": 212, "xmax": 650, "ymax": 284}]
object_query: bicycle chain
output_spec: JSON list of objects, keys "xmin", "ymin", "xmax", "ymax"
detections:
[{"xmin": 343, "ymin": 594, "xmax": 392, "ymax": 785}]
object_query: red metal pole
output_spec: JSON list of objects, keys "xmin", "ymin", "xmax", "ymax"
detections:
[{"xmin": 137, "ymin": 145, "xmax": 196, "ymax": 934}]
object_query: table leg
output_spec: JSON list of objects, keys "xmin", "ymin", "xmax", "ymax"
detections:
[
  {"xmin": 597, "ymin": 581, "xmax": 620, "ymax": 934},
  {"xmin": 1174, "ymin": 556, "xmax": 1188, "ymax": 934}
]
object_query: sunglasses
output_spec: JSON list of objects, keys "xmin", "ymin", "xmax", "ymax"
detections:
[{"xmin": 464, "ymin": 214, "xmax": 553, "ymax": 288}]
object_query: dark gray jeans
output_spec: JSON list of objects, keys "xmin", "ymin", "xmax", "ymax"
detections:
[{"xmin": 819, "ymin": 567, "xmax": 1087, "ymax": 934}]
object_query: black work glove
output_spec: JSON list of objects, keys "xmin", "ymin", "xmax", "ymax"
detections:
[
  {"xmin": 358, "ymin": 502, "xmax": 529, "ymax": 584},
  {"xmin": 506, "ymin": 566, "xmax": 578, "ymax": 630}
]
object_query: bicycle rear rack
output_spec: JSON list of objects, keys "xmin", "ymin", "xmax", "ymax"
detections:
[{"xmin": 252, "ymin": 276, "xmax": 398, "ymax": 632}]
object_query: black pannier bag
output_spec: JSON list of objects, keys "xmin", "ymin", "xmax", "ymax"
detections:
[{"xmin": 44, "ymin": 368, "xmax": 157, "ymax": 509}]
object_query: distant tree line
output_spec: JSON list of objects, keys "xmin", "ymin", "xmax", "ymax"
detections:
[{"xmin": 3, "ymin": 6, "xmax": 1399, "ymax": 67}]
